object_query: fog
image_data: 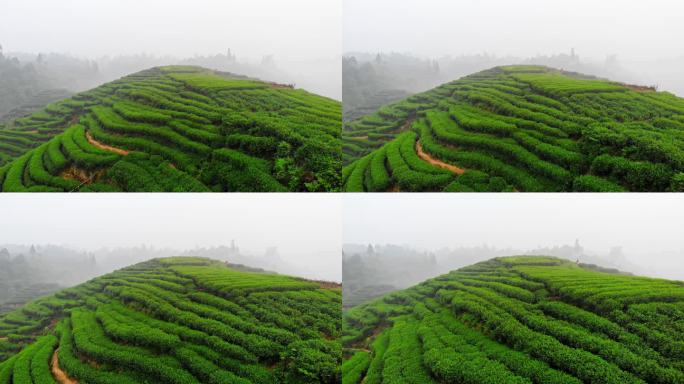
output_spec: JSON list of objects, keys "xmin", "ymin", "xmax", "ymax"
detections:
[
  {"xmin": 345, "ymin": 0, "xmax": 683, "ymax": 60},
  {"xmin": 0, "ymin": 0, "xmax": 341, "ymax": 99},
  {"xmin": 0, "ymin": 194, "xmax": 342, "ymax": 282},
  {"xmin": 344, "ymin": 0, "xmax": 684, "ymax": 98},
  {"xmin": 343, "ymin": 194, "xmax": 684, "ymax": 281}
]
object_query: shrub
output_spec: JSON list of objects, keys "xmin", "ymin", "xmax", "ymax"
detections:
[
  {"xmin": 591, "ymin": 154, "xmax": 673, "ymax": 191},
  {"xmin": 572, "ymin": 175, "xmax": 626, "ymax": 192}
]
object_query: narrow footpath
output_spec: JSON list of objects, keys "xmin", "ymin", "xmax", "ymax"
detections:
[
  {"xmin": 416, "ymin": 140, "xmax": 465, "ymax": 174},
  {"xmin": 86, "ymin": 131, "xmax": 129, "ymax": 155},
  {"xmin": 51, "ymin": 349, "xmax": 79, "ymax": 384}
]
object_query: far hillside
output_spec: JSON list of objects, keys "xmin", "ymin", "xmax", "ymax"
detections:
[
  {"xmin": 0, "ymin": 257, "xmax": 341, "ymax": 383},
  {"xmin": 343, "ymin": 65, "xmax": 684, "ymax": 192},
  {"xmin": 0, "ymin": 51, "xmax": 72, "ymax": 122},
  {"xmin": 0, "ymin": 66, "xmax": 341, "ymax": 192},
  {"xmin": 343, "ymin": 256, "xmax": 684, "ymax": 384}
]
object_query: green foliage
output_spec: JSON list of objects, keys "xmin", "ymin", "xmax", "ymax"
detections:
[
  {"xmin": 343, "ymin": 65, "xmax": 684, "ymax": 191},
  {"xmin": 344, "ymin": 256, "xmax": 684, "ymax": 383},
  {"xmin": 572, "ymin": 175, "xmax": 626, "ymax": 192},
  {"xmin": 671, "ymin": 172, "xmax": 684, "ymax": 191},
  {"xmin": 362, "ymin": 330, "xmax": 389, "ymax": 384},
  {"xmin": 0, "ymin": 257, "xmax": 341, "ymax": 384},
  {"xmin": 207, "ymin": 148, "xmax": 288, "ymax": 191},
  {"xmin": 341, "ymin": 351, "xmax": 369, "ymax": 384},
  {"xmin": 591, "ymin": 154, "xmax": 673, "ymax": 191},
  {"xmin": 281, "ymin": 339, "xmax": 341, "ymax": 383},
  {"xmin": 1, "ymin": 65, "xmax": 340, "ymax": 192},
  {"xmin": 106, "ymin": 152, "xmax": 210, "ymax": 192},
  {"xmin": 512, "ymin": 72, "xmax": 627, "ymax": 96}
]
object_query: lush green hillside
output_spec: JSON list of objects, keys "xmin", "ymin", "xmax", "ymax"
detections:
[
  {"xmin": 0, "ymin": 66, "xmax": 341, "ymax": 192},
  {"xmin": 342, "ymin": 256, "xmax": 684, "ymax": 384},
  {"xmin": 342, "ymin": 65, "xmax": 684, "ymax": 192},
  {"xmin": 0, "ymin": 257, "xmax": 342, "ymax": 383}
]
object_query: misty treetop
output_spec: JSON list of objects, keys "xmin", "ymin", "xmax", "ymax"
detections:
[
  {"xmin": 0, "ymin": 50, "xmax": 73, "ymax": 122},
  {"xmin": 0, "ymin": 246, "xmax": 100, "ymax": 315},
  {"xmin": 0, "ymin": 65, "xmax": 341, "ymax": 192},
  {"xmin": 342, "ymin": 65, "xmax": 684, "ymax": 192},
  {"xmin": 342, "ymin": 256, "xmax": 684, "ymax": 384},
  {"xmin": 0, "ymin": 257, "xmax": 342, "ymax": 384}
]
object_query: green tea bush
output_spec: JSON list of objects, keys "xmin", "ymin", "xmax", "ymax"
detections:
[
  {"xmin": 0, "ymin": 65, "xmax": 340, "ymax": 192},
  {"xmin": 0, "ymin": 257, "xmax": 341, "ymax": 383},
  {"xmin": 343, "ymin": 65, "xmax": 684, "ymax": 191},
  {"xmin": 344, "ymin": 256, "xmax": 684, "ymax": 383}
]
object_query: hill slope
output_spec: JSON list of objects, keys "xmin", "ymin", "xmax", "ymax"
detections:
[
  {"xmin": 342, "ymin": 65, "xmax": 684, "ymax": 192},
  {"xmin": 0, "ymin": 66, "xmax": 341, "ymax": 192},
  {"xmin": 342, "ymin": 256, "xmax": 684, "ymax": 384},
  {"xmin": 0, "ymin": 257, "xmax": 341, "ymax": 383}
]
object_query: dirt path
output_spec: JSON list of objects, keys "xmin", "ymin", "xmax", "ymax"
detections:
[
  {"xmin": 416, "ymin": 140, "xmax": 465, "ymax": 174},
  {"xmin": 86, "ymin": 131, "xmax": 129, "ymax": 155},
  {"xmin": 51, "ymin": 349, "xmax": 79, "ymax": 384},
  {"xmin": 69, "ymin": 114, "xmax": 80, "ymax": 125},
  {"xmin": 61, "ymin": 166, "xmax": 92, "ymax": 184},
  {"xmin": 385, "ymin": 118, "xmax": 414, "ymax": 135},
  {"xmin": 0, "ymin": 337, "xmax": 7, "ymax": 341}
]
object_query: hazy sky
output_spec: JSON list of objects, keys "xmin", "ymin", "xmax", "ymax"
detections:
[
  {"xmin": 344, "ymin": 0, "xmax": 684, "ymax": 61},
  {"xmin": 0, "ymin": 194, "xmax": 341, "ymax": 280},
  {"xmin": 0, "ymin": 0, "xmax": 341, "ymax": 61},
  {"xmin": 344, "ymin": 194, "xmax": 684, "ymax": 277}
]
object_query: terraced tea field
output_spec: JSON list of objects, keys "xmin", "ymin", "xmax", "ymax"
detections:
[
  {"xmin": 342, "ymin": 65, "xmax": 684, "ymax": 191},
  {"xmin": 0, "ymin": 257, "xmax": 342, "ymax": 383},
  {"xmin": 0, "ymin": 66, "xmax": 341, "ymax": 192},
  {"xmin": 342, "ymin": 256, "xmax": 684, "ymax": 384}
]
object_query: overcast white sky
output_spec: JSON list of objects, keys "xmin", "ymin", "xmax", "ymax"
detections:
[
  {"xmin": 0, "ymin": 194, "xmax": 341, "ymax": 280},
  {"xmin": 344, "ymin": 194, "xmax": 684, "ymax": 278},
  {"xmin": 344, "ymin": 0, "xmax": 684, "ymax": 61},
  {"xmin": 0, "ymin": 0, "xmax": 341, "ymax": 61}
]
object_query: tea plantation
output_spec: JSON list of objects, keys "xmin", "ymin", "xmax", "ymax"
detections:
[
  {"xmin": 0, "ymin": 66, "xmax": 341, "ymax": 192},
  {"xmin": 342, "ymin": 256, "xmax": 684, "ymax": 384},
  {"xmin": 0, "ymin": 257, "xmax": 342, "ymax": 383},
  {"xmin": 342, "ymin": 65, "xmax": 684, "ymax": 191}
]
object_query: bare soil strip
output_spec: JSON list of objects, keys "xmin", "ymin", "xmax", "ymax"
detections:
[
  {"xmin": 315, "ymin": 281, "xmax": 342, "ymax": 289},
  {"xmin": 86, "ymin": 131, "xmax": 129, "ymax": 155},
  {"xmin": 51, "ymin": 349, "xmax": 79, "ymax": 384},
  {"xmin": 385, "ymin": 118, "xmax": 414, "ymax": 135},
  {"xmin": 269, "ymin": 82, "xmax": 294, "ymax": 89},
  {"xmin": 622, "ymin": 83, "xmax": 656, "ymax": 92},
  {"xmin": 60, "ymin": 166, "xmax": 92, "ymax": 184},
  {"xmin": 416, "ymin": 140, "xmax": 465, "ymax": 174}
]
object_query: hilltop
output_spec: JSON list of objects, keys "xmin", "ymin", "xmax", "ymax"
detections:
[
  {"xmin": 0, "ymin": 66, "xmax": 341, "ymax": 192},
  {"xmin": 342, "ymin": 256, "xmax": 684, "ymax": 384},
  {"xmin": 0, "ymin": 257, "xmax": 342, "ymax": 383},
  {"xmin": 342, "ymin": 65, "xmax": 684, "ymax": 192}
]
